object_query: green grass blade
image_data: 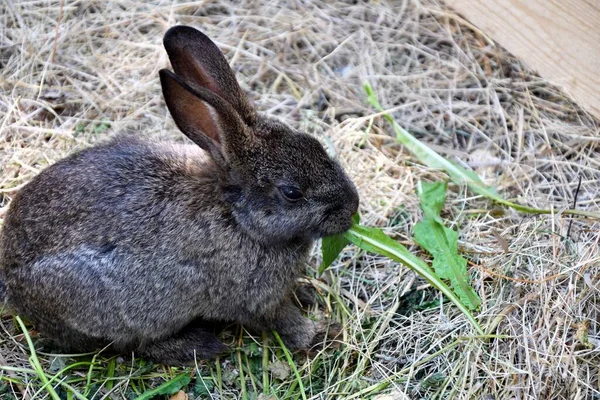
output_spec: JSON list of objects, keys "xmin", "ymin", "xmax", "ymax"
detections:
[
  {"xmin": 343, "ymin": 224, "xmax": 484, "ymax": 335},
  {"xmin": 15, "ymin": 316, "xmax": 61, "ymax": 400},
  {"xmin": 31, "ymin": 361, "xmax": 93, "ymax": 400},
  {"xmin": 272, "ymin": 331, "xmax": 307, "ymax": 400},
  {"xmin": 262, "ymin": 332, "xmax": 270, "ymax": 395},
  {"xmin": 105, "ymin": 357, "xmax": 116, "ymax": 391},
  {"xmin": 364, "ymin": 82, "xmax": 600, "ymax": 219},
  {"xmin": 58, "ymin": 382, "xmax": 88, "ymax": 400},
  {"xmin": 236, "ymin": 346, "xmax": 248, "ymax": 400},
  {"xmin": 134, "ymin": 373, "xmax": 191, "ymax": 400}
]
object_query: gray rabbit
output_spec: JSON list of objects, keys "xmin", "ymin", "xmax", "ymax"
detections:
[{"xmin": 0, "ymin": 26, "xmax": 358, "ymax": 365}]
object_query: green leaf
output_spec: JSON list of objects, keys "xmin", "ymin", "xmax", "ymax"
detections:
[
  {"xmin": 320, "ymin": 233, "xmax": 349, "ymax": 275},
  {"xmin": 319, "ymin": 213, "xmax": 360, "ymax": 275},
  {"xmin": 364, "ymin": 82, "xmax": 600, "ymax": 220},
  {"xmin": 343, "ymin": 224, "xmax": 483, "ymax": 334},
  {"xmin": 418, "ymin": 181, "xmax": 447, "ymax": 221},
  {"xmin": 134, "ymin": 374, "xmax": 191, "ymax": 400},
  {"xmin": 194, "ymin": 377, "xmax": 215, "ymax": 397},
  {"xmin": 93, "ymin": 120, "xmax": 111, "ymax": 134},
  {"xmin": 414, "ymin": 182, "xmax": 481, "ymax": 310}
]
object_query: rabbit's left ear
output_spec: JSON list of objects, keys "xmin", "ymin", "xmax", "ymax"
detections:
[
  {"xmin": 160, "ymin": 69, "xmax": 249, "ymax": 168},
  {"xmin": 163, "ymin": 25, "xmax": 256, "ymax": 125}
]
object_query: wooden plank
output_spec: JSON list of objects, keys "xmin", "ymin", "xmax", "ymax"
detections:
[{"xmin": 445, "ymin": 0, "xmax": 600, "ymax": 119}]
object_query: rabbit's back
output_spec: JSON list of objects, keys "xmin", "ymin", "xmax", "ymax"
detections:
[{"xmin": 3, "ymin": 138, "xmax": 193, "ymax": 266}]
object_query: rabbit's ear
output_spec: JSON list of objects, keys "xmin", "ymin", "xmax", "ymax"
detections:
[
  {"xmin": 160, "ymin": 69, "xmax": 248, "ymax": 167},
  {"xmin": 163, "ymin": 26, "xmax": 256, "ymax": 125}
]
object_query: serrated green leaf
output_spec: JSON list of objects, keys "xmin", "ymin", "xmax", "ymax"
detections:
[
  {"xmin": 134, "ymin": 374, "xmax": 191, "ymax": 400},
  {"xmin": 414, "ymin": 182, "xmax": 480, "ymax": 310},
  {"xmin": 418, "ymin": 181, "xmax": 447, "ymax": 222},
  {"xmin": 343, "ymin": 224, "xmax": 483, "ymax": 334},
  {"xmin": 194, "ymin": 377, "xmax": 215, "ymax": 397}
]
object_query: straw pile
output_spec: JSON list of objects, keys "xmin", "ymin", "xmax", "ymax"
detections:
[{"xmin": 1, "ymin": 0, "xmax": 598, "ymax": 398}]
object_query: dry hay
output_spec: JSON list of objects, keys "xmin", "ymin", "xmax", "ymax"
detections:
[{"xmin": 1, "ymin": 0, "xmax": 599, "ymax": 399}]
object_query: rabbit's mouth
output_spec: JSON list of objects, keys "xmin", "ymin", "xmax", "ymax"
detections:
[
  {"xmin": 316, "ymin": 184, "xmax": 359, "ymax": 237},
  {"xmin": 316, "ymin": 209, "xmax": 355, "ymax": 237}
]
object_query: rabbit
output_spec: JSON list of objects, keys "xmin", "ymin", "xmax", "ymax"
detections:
[{"xmin": 0, "ymin": 26, "xmax": 359, "ymax": 365}]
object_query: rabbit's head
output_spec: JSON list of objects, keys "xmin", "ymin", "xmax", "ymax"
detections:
[{"xmin": 160, "ymin": 26, "xmax": 358, "ymax": 245}]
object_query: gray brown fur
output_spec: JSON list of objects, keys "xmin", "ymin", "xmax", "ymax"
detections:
[{"xmin": 0, "ymin": 26, "xmax": 358, "ymax": 365}]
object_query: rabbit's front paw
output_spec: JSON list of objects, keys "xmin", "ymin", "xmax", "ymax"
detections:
[
  {"xmin": 279, "ymin": 320, "xmax": 342, "ymax": 352},
  {"xmin": 258, "ymin": 298, "xmax": 342, "ymax": 352},
  {"xmin": 278, "ymin": 319, "xmax": 317, "ymax": 350}
]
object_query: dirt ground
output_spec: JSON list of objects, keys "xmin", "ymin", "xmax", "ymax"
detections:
[{"xmin": 1, "ymin": 0, "xmax": 599, "ymax": 399}]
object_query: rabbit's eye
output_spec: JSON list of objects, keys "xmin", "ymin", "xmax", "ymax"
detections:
[{"xmin": 279, "ymin": 185, "xmax": 303, "ymax": 202}]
